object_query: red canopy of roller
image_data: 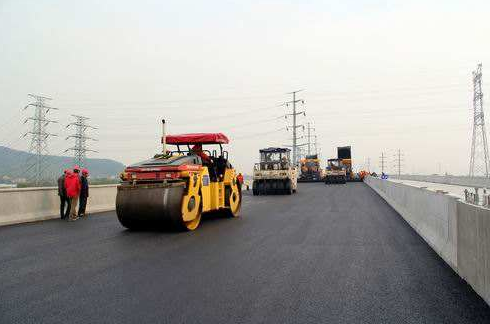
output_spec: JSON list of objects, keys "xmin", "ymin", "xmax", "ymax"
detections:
[{"xmin": 163, "ymin": 133, "xmax": 229, "ymax": 145}]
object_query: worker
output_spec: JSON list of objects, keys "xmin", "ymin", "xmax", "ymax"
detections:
[
  {"xmin": 191, "ymin": 144, "xmax": 211, "ymax": 164},
  {"xmin": 57, "ymin": 169, "xmax": 70, "ymax": 219},
  {"xmin": 236, "ymin": 172, "xmax": 244, "ymax": 186},
  {"xmin": 78, "ymin": 168, "xmax": 89, "ymax": 218},
  {"xmin": 65, "ymin": 166, "xmax": 82, "ymax": 221}
]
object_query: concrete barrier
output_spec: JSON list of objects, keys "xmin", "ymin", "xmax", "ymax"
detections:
[
  {"xmin": 392, "ymin": 174, "xmax": 490, "ymax": 188},
  {"xmin": 365, "ymin": 176, "xmax": 459, "ymax": 269},
  {"xmin": 0, "ymin": 185, "xmax": 117, "ymax": 226},
  {"xmin": 365, "ymin": 176, "xmax": 490, "ymax": 306},
  {"xmin": 457, "ymin": 201, "xmax": 490, "ymax": 305}
]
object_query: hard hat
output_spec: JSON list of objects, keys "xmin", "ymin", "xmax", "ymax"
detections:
[
  {"xmin": 82, "ymin": 168, "xmax": 89, "ymax": 175},
  {"xmin": 64, "ymin": 169, "xmax": 70, "ymax": 174},
  {"xmin": 73, "ymin": 165, "xmax": 81, "ymax": 171}
]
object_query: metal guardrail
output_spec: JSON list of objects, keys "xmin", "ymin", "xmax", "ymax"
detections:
[{"xmin": 464, "ymin": 187, "xmax": 490, "ymax": 207}]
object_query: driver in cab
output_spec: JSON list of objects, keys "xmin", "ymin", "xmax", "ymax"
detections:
[{"xmin": 191, "ymin": 144, "xmax": 211, "ymax": 164}]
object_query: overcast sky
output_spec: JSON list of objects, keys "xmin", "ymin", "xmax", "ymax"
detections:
[{"xmin": 1, "ymin": 0, "xmax": 490, "ymax": 175}]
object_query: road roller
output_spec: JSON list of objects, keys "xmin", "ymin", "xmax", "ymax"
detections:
[
  {"xmin": 116, "ymin": 120, "xmax": 241, "ymax": 231},
  {"xmin": 252, "ymin": 147, "xmax": 298, "ymax": 195},
  {"xmin": 324, "ymin": 158, "xmax": 347, "ymax": 184}
]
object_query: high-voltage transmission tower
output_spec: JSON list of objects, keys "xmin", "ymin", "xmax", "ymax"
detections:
[
  {"xmin": 306, "ymin": 122, "xmax": 315, "ymax": 156},
  {"xmin": 284, "ymin": 89, "xmax": 305, "ymax": 165},
  {"xmin": 393, "ymin": 149, "xmax": 404, "ymax": 177},
  {"xmin": 312, "ymin": 134, "xmax": 318, "ymax": 155},
  {"xmin": 469, "ymin": 63, "xmax": 490, "ymax": 177},
  {"xmin": 379, "ymin": 152, "xmax": 387, "ymax": 174},
  {"xmin": 65, "ymin": 115, "xmax": 98, "ymax": 167},
  {"xmin": 23, "ymin": 94, "xmax": 58, "ymax": 185}
]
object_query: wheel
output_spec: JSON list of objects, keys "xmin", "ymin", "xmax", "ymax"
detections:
[
  {"xmin": 277, "ymin": 180, "xmax": 285, "ymax": 194},
  {"xmin": 271, "ymin": 180, "xmax": 278, "ymax": 195},
  {"xmin": 285, "ymin": 180, "xmax": 292, "ymax": 195},
  {"xmin": 181, "ymin": 192, "xmax": 202, "ymax": 231},
  {"xmin": 264, "ymin": 181, "xmax": 272, "ymax": 195},
  {"xmin": 258, "ymin": 181, "xmax": 265, "ymax": 195},
  {"xmin": 224, "ymin": 184, "xmax": 241, "ymax": 217}
]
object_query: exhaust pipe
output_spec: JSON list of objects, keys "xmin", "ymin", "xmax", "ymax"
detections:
[{"xmin": 162, "ymin": 119, "xmax": 166, "ymax": 154}]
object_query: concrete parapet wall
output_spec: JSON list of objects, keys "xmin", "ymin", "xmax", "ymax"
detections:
[
  {"xmin": 365, "ymin": 176, "xmax": 490, "ymax": 305},
  {"xmin": 365, "ymin": 176, "xmax": 459, "ymax": 269},
  {"xmin": 457, "ymin": 202, "xmax": 490, "ymax": 304},
  {"xmin": 393, "ymin": 174, "xmax": 490, "ymax": 188},
  {"xmin": 0, "ymin": 185, "xmax": 117, "ymax": 226}
]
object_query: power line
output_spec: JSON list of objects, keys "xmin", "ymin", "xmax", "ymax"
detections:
[
  {"xmin": 469, "ymin": 63, "xmax": 489, "ymax": 177},
  {"xmin": 65, "ymin": 115, "xmax": 98, "ymax": 167},
  {"xmin": 22, "ymin": 94, "xmax": 58, "ymax": 185}
]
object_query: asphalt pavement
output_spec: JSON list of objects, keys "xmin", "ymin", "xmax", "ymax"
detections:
[{"xmin": 1, "ymin": 182, "xmax": 489, "ymax": 324}]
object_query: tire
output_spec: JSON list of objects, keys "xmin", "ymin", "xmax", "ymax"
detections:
[
  {"xmin": 277, "ymin": 180, "xmax": 285, "ymax": 194},
  {"xmin": 271, "ymin": 180, "xmax": 278, "ymax": 195},
  {"xmin": 224, "ymin": 185, "xmax": 241, "ymax": 218},
  {"xmin": 264, "ymin": 181, "xmax": 272, "ymax": 195},
  {"xmin": 285, "ymin": 180, "xmax": 292, "ymax": 195}
]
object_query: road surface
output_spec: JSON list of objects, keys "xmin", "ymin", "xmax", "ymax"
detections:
[{"xmin": 1, "ymin": 183, "xmax": 489, "ymax": 323}]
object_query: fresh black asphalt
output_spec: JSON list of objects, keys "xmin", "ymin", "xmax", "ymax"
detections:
[{"xmin": 1, "ymin": 182, "xmax": 489, "ymax": 323}]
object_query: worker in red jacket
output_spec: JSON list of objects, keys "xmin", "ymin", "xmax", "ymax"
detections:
[
  {"xmin": 236, "ymin": 173, "xmax": 244, "ymax": 187},
  {"xmin": 191, "ymin": 144, "xmax": 211, "ymax": 164},
  {"xmin": 64, "ymin": 166, "xmax": 82, "ymax": 221}
]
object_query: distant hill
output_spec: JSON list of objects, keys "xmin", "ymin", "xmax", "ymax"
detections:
[{"xmin": 0, "ymin": 146, "xmax": 125, "ymax": 182}]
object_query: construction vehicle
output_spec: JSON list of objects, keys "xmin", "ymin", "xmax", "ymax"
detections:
[
  {"xmin": 324, "ymin": 158, "xmax": 347, "ymax": 184},
  {"xmin": 252, "ymin": 147, "xmax": 298, "ymax": 195},
  {"xmin": 337, "ymin": 146, "xmax": 364, "ymax": 182},
  {"xmin": 116, "ymin": 120, "xmax": 241, "ymax": 231},
  {"xmin": 298, "ymin": 154, "xmax": 324, "ymax": 182}
]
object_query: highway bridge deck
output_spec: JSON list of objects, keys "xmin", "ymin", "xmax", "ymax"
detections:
[{"xmin": 1, "ymin": 183, "xmax": 489, "ymax": 323}]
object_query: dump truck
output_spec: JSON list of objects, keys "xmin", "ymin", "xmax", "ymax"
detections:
[
  {"xmin": 324, "ymin": 158, "xmax": 347, "ymax": 184},
  {"xmin": 298, "ymin": 154, "xmax": 324, "ymax": 182},
  {"xmin": 116, "ymin": 120, "xmax": 241, "ymax": 231},
  {"xmin": 252, "ymin": 147, "xmax": 298, "ymax": 195}
]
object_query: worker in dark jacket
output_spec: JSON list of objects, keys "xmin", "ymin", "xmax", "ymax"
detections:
[
  {"xmin": 78, "ymin": 168, "xmax": 89, "ymax": 217},
  {"xmin": 57, "ymin": 169, "xmax": 70, "ymax": 219}
]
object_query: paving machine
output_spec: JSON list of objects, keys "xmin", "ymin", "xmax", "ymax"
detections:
[
  {"xmin": 324, "ymin": 158, "xmax": 347, "ymax": 184},
  {"xmin": 116, "ymin": 120, "xmax": 241, "ymax": 231},
  {"xmin": 298, "ymin": 154, "xmax": 324, "ymax": 182},
  {"xmin": 252, "ymin": 147, "xmax": 298, "ymax": 195},
  {"xmin": 337, "ymin": 146, "xmax": 363, "ymax": 182}
]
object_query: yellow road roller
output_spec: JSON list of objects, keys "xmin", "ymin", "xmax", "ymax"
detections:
[{"xmin": 116, "ymin": 120, "xmax": 242, "ymax": 231}]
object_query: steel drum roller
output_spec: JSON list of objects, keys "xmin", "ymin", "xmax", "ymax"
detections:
[{"xmin": 116, "ymin": 182, "xmax": 186, "ymax": 229}]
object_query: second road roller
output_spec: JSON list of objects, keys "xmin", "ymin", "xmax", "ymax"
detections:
[{"xmin": 116, "ymin": 120, "xmax": 242, "ymax": 231}]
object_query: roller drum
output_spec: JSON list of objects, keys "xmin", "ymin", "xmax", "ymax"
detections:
[{"xmin": 116, "ymin": 183, "xmax": 185, "ymax": 229}]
